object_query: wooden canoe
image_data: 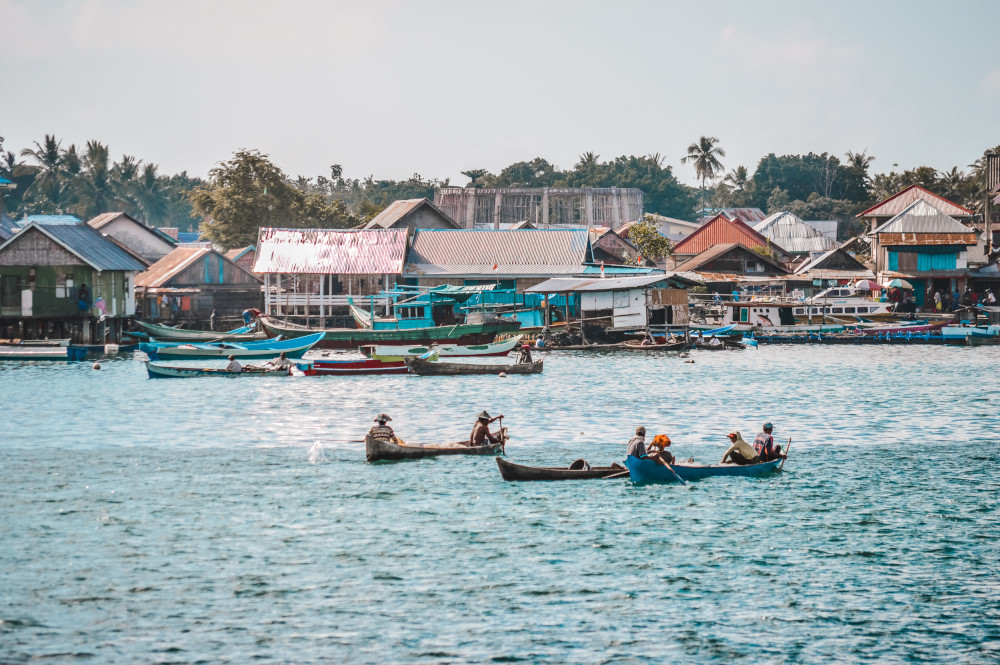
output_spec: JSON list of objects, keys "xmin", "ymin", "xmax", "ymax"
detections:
[
  {"xmin": 143, "ymin": 332, "xmax": 324, "ymax": 360},
  {"xmin": 625, "ymin": 455, "xmax": 783, "ymax": 484},
  {"xmin": 363, "ymin": 335, "xmax": 523, "ymax": 360},
  {"xmin": 134, "ymin": 320, "xmax": 267, "ymax": 342},
  {"xmin": 623, "ymin": 341, "xmax": 689, "ymax": 351},
  {"xmin": 145, "ymin": 361, "xmax": 296, "ymax": 378},
  {"xmin": 404, "ymin": 357, "xmax": 543, "ymax": 375},
  {"xmin": 365, "ymin": 434, "xmax": 504, "ymax": 463},
  {"xmin": 303, "ymin": 358, "xmax": 408, "ymax": 376},
  {"xmin": 496, "ymin": 457, "xmax": 627, "ymax": 481}
]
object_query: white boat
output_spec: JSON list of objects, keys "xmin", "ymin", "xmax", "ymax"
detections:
[
  {"xmin": 144, "ymin": 332, "xmax": 324, "ymax": 360},
  {"xmin": 0, "ymin": 338, "xmax": 71, "ymax": 347},
  {"xmin": 790, "ymin": 285, "xmax": 895, "ymax": 319},
  {"xmin": 0, "ymin": 346, "xmax": 87, "ymax": 360},
  {"xmin": 363, "ymin": 335, "xmax": 523, "ymax": 361},
  {"xmin": 721, "ymin": 302, "xmax": 844, "ymax": 333},
  {"xmin": 941, "ymin": 324, "xmax": 1000, "ymax": 345}
]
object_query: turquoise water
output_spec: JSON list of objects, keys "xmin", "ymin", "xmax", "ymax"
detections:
[{"xmin": 2, "ymin": 346, "xmax": 999, "ymax": 663}]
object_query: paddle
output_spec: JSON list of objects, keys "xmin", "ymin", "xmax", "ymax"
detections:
[
  {"xmin": 779, "ymin": 437, "xmax": 791, "ymax": 471},
  {"xmin": 498, "ymin": 416, "xmax": 505, "ymax": 454},
  {"xmin": 658, "ymin": 458, "xmax": 687, "ymax": 485},
  {"xmin": 605, "ymin": 469, "xmax": 630, "ymax": 479}
]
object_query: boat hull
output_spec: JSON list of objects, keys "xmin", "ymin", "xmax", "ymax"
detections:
[
  {"xmin": 146, "ymin": 361, "xmax": 293, "ymax": 378},
  {"xmin": 0, "ymin": 346, "xmax": 87, "ymax": 360},
  {"xmin": 134, "ymin": 320, "xmax": 267, "ymax": 342},
  {"xmin": 144, "ymin": 332, "xmax": 324, "ymax": 360},
  {"xmin": 405, "ymin": 357, "xmax": 543, "ymax": 375},
  {"xmin": 365, "ymin": 335, "xmax": 522, "ymax": 360},
  {"xmin": 304, "ymin": 359, "xmax": 408, "ymax": 375},
  {"xmin": 623, "ymin": 341, "xmax": 688, "ymax": 351},
  {"xmin": 496, "ymin": 457, "xmax": 625, "ymax": 481},
  {"xmin": 366, "ymin": 434, "xmax": 504, "ymax": 462},
  {"xmin": 259, "ymin": 315, "xmax": 522, "ymax": 350},
  {"xmin": 625, "ymin": 455, "xmax": 782, "ymax": 484}
]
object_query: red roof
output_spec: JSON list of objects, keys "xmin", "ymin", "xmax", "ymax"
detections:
[
  {"xmin": 672, "ymin": 214, "xmax": 788, "ymax": 258},
  {"xmin": 857, "ymin": 184, "xmax": 973, "ymax": 218}
]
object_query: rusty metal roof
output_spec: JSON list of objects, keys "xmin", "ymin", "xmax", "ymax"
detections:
[
  {"xmin": 794, "ymin": 247, "xmax": 871, "ymax": 274},
  {"xmin": 857, "ymin": 184, "xmax": 973, "ymax": 218},
  {"xmin": 877, "ymin": 233, "xmax": 979, "ymax": 246},
  {"xmin": 673, "ymin": 243, "xmax": 790, "ymax": 274},
  {"xmin": 363, "ymin": 198, "xmax": 459, "ymax": 230},
  {"xmin": 136, "ymin": 247, "xmax": 211, "ymax": 287},
  {"xmin": 870, "ymin": 200, "xmax": 978, "ymax": 240},
  {"xmin": 405, "ymin": 229, "xmax": 592, "ymax": 277},
  {"xmin": 673, "ymin": 214, "xmax": 789, "ymax": 258},
  {"xmin": 253, "ymin": 228, "xmax": 408, "ymax": 274},
  {"xmin": 754, "ymin": 212, "xmax": 838, "ymax": 254}
]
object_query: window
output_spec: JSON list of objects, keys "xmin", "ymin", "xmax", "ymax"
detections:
[
  {"xmin": 844, "ymin": 307, "xmax": 856, "ymax": 313},
  {"xmin": 56, "ymin": 274, "xmax": 68, "ymax": 298},
  {"xmin": 794, "ymin": 308, "xmax": 804, "ymax": 315},
  {"xmin": 739, "ymin": 307, "xmax": 749, "ymax": 323},
  {"xmin": 832, "ymin": 307, "xmax": 843, "ymax": 314}
]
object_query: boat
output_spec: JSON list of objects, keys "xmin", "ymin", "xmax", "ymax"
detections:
[
  {"xmin": 0, "ymin": 338, "xmax": 70, "ymax": 347},
  {"xmin": 0, "ymin": 346, "xmax": 88, "ymax": 361},
  {"xmin": 363, "ymin": 335, "xmax": 523, "ymax": 361},
  {"xmin": 366, "ymin": 433, "xmax": 505, "ymax": 463},
  {"xmin": 941, "ymin": 323, "xmax": 1000, "ymax": 345},
  {"xmin": 404, "ymin": 357, "xmax": 543, "ymax": 375},
  {"xmin": 302, "ymin": 358, "xmax": 409, "ymax": 376},
  {"xmin": 720, "ymin": 301, "xmax": 845, "ymax": 333},
  {"xmin": 625, "ymin": 455, "xmax": 783, "ymax": 484},
  {"xmin": 134, "ymin": 320, "xmax": 268, "ymax": 342},
  {"xmin": 534, "ymin": 342, "xmax": 626, "ymax": 351},
  {"xmin": 145, "ymin": 361, "xmax": 299, "ymax": 378},
  {"xmin": 795, "ymin": 284, "xmax": 895, "ymax": 319},
  {"xmin": 623, "ymin": 340, "xmax": 688, "ymax": 351},
  {"xmin": 143, "ymin": 332, "xmax": 325, "ymax": 360},
  {"xmin": 496, "ymin": 457, "xmax": 627, "ymax": 481}
]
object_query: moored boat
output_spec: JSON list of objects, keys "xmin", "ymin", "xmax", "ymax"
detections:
[
  {"xmin": 303, "ymin": 358, "xmax": 409, "ymax": 376},
  {"xmin": 405, "ymin": 357, "xmax": 543, "ymax": 375},
  {"xmin": 623, "ymin": 340, "xmax": 688, "ymax": 351},
  {"xmin": 625, "ymin": 455, "xmax": 783, "ymax": 484},
  {"xmin": 0, "ymin": 338, "xmax": 71, "ymax": 347},
  {"xmin": 259, "ymin": 315, "xmax": 522, "ymax": 350},
  {"xmin": 145, "ymin": 361, "xmax": 298, "ymax": 378},
  {"xmin": 0, "ymin": 345, "xmax": 88, "ymax": 361},
  {"xmin": 365, "ymin": 433, "xmax": 505, "ymax": 463},
  {"xmin": 134, "ymin": 320, "xmax": 267, "ymax": 342},
  {"xmin": 496, "ymin": 457, "xmax": 627, "ymax": 481},
  {"xmin": 364, "ymin": 335, "xmax": 522, "ymax": 361},
  {"xmin": 143, "ymin": 332, "xmax": 324, "ymax": 360}
]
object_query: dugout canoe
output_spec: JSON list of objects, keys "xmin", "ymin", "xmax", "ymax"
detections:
[
  {"xmin": 404, "ymin": 357, "xmax": 543, "ymax": 375},
  {"xmin": 625, "ymin": 455, "xmax": 783, "ymax": 484},
  {"xmin": 303, "ymin": 358, "xmax": 409, "ymax": 376},
  {"xmin": 623, "ymin": 341, "xmax": 689, "ymax": 351},
  {"xmin": 366, "ymin": 433, "xmax": 505, "ymax": 463},
  {"xmin": 145, "ymin": 361, "xmax": 298, "ymax": 378},
  {"xmin": 134, "ymin": 320, "xmax": 267, "ymax": 342},
  {"xmin": 496, "ymin": 457, "xmax": 627, "ymax": 481}
]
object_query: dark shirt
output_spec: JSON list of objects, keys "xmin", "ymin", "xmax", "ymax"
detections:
[
  {"xmin": 369, "ymin": 424, "xmax": 395, "ymax": 441},
  {"xmin": 754, "ymin": 432, "xmax": 775, "ymax": 460}
]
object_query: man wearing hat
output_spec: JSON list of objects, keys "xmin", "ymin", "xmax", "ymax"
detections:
[
  {"xmin": 225, "ymin": 354, "xmax": 242, "ymax": 373},
  {"xmin": 470, "ymin": 411, "xmax": 503, "ymax": 446},
  {"xmin": 753, "ymin": 422, "xmax": 781, "ymax": 462},
  {"xmin": 722, "ymin": 431, "xmax": 758, "ymax": 465},
  {"xmin": 369, "ymin": 414, "xmax": 396, "ymax": 443}
]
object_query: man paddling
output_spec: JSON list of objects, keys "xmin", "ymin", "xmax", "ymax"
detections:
[
  {"xmin": 369, "ymin": 414, "xmax": 396, "ymax": 443},
  {"xmin": 470, "ymin": 411, "xmax": 503, "ymax": 446},
  {"xmin": 626, "ymin": 427, "xmax": 673, "ymax": 468},
  {"xmin": 753, "ymin": 422, "xmax": 783, "ymax": 462}
]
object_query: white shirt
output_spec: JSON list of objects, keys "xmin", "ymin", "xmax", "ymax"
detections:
[{"xmin": 225, "ymin": 359, "xmax": 242, "ymax": 372}]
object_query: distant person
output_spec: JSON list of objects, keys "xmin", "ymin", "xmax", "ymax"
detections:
[
  {"xmin": 210, "ymin": 309, "xmax": 217, "ymax": 331},
  {"xmin": 722, "ymin": 431, "xmax": 758, "ymax": 465},
  {"xmin": 626, "ymin": 427, "xmax": 672, "ymax": 467},
  {"xmin": 242, "ymin": 309, "xmax": 256, "ymax": 325},
  {"xmin": 732, "ymin": 289, "xmax": 740, "ymax": 302},
  {"xmin": 77, "ymin": 283, "xmax": 91, "ymax": 313},
  {"xmin": 713, "ymin": 291, "xmax": 721, "ymax": 302},
  {"xmin": 264, "ymin": 352, "xmax": 293, "ymax": 371},
  {"xmin": 170, "ymin": 297, "xmax": 180, "ymax": 319},
  {"xmin": 708, "ymin": 335, "xmax": 722, "ymax": 347},
  {"xmin": 368, "ymin": 414, "xmax": 396, "ymax": 442},
  {"xmin": 934, "ymin": 291, "xmax": 942, "ymax": 312},
  {"xmin": 517, "ymin": 343, "xmax": 533, "ymax": 364},
  {"xmin": 985, "ymin": 289, "xmax": 997, "ymax": 305},
  {"xmin": 225, "ymin": 354, "xmax": 242, "ymax": 373},
  {"xmin": 470, "ymin": 411, "xmax": 503, "ymax": 446},
  {"xmin": 753, "ymin": 422, "xmax": 782, "ymax": 462},
  {"xmin": 952, "ymin": 289, "xmax": 961, "ymax": 312},
  {"xmin": 535, "ymin": 334, "xmax": 546, "ymax": 349}
]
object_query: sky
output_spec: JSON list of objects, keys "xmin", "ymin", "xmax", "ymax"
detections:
[{"xmin": 2, "ymin": 0, "xmax": 998, "ymax": 188}]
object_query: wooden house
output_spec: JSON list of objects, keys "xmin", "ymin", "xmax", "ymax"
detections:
[
  {"xmin": 224, "ymin": 246, "xmax": 257, "ymax": 273},
  {"xmin": 363, "ymin": 198, "xmax": 460, "ymax": 232},
  {"xmin": 0, "ymin": 221, "xmax": 146, "ymax": 342},
  {"xmin": 87, "ymin": 212, "xmax": 176, "ymax": 263},
  {"xmin": 670, "ymin": 214, "xmax": 791, "ymax": 268},
  {"xmin": 135, "ymin": 246, "xmax": 262, "ymax": 324}
]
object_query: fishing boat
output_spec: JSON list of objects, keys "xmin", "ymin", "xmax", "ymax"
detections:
[
  {"xmin": 404, "ymin": 357, "xmax": 543, "ymax": 375},
  {"xmin": 623, "ymin": 340, "xmax": 688, "ymax": 351},
  {"xmin": 134, "ymin": 320, "xmax": 267, "ymax": 342},
  {"xmin": 366, "ymin": 433, "xmax": 505, "ymax": 463},
  {"xmin": 496, "ymin": 457, "xmax": 626, "ymax": 481},
  {"xmin": 364, "ymin": 335, "xmax": 522, "ymax": 361},
  {"xmin": 941, "ymin": 323, "xmax": 1000, "ymax": 345},
  {"xmin": 143, "ymin": 332, "xmax": 324, "ymax": 360},
  {"xmin": 302, "ymin": 358, "xmax": 409, "ymax": 376},
  {"xmin": 720, "ymin": 302, "xmax": 845, "ymax": 333},
  {"xmin": 0, "ymin": 345, "xmax": 88, "ymax": 361},
  {"xmin": 145, "ymin": 361, "xmax": 299, "ymax": 378},
  {"xmin": 625, "ymin": 455, "xmax": 783, "ymax": 484},
  {"xmin": 0, "ymin": 338, "xmax": 71, "ymax": 346}
]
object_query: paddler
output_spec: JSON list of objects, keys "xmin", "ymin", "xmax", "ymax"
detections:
[
  {"xmin": 225, "ymin": 354, "xmax": 242, "ymax": 373},
  {"xmin": 369, "ymin": 414, "xmax": 396, "ymax": 443},
  {"xmin": 470, "ymin": 411, "xmax": 503, "ymax": 446},
  {"xmin": 517, "ymin": 343, "xmax": 534, "ymax": 364},
  {"xmin": 721, "ymin": 431, "xmax": 758, "ymax": 465},
  {"xmin": 264, "ymin": 351, "xmax": 294, "ymax": 371}
]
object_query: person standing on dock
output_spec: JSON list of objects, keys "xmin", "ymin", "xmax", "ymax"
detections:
[
  {"xmin": 470, "ymin": 411, "xmax": 503, "ymax": 446},
  {"xmin": 934, "ymin": 290, "xmax": 942, "ymax": 312}
]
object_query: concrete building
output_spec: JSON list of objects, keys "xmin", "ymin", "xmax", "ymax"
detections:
[{"xmin": 434, "ymin": 187, "xmax": 644, "ymax": 229}]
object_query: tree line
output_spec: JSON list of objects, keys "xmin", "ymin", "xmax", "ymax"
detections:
[{"xmin": 2, "ymin": 131, "xmax": 996, "ymax": 249}]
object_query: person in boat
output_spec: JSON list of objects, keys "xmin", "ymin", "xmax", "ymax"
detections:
[
  {"xmin": 626, "ymin": 427, "xmax": 673, "ymax": 467},
  {"xmin": 648, "ymin": 434, "xmax": 675, "ymax": 465},
  {"xmin": 753, "ymin": 422, "xmax": 783, "ymax": 462},
  {"xmin": 517, "ymin": 343, "xmax": 534, "ymax": 364},
  {"xmin": 225, "ymin": 354, "xmax": 242, "ymax": 373},
  {"xmin": 535, "ymin": 334, "xmax": 546, "ymax": 349},
  {"xmin": 264, "ymin": 352, "xmax": 293, "ymax": 371},
  {"xmin": 470, "ymin": 411, "xmax": 503, "ymax": 446},
  {"xmin": 708, "ymin": 335, "xmax": 722, "ymax": 347},
  {"xmin": 368, "ymin": 414, "xmax": 396, "ymax": 443},
  {"xmin": 721, "ymin": 431, "xmax": 758, "ymax": 465}
]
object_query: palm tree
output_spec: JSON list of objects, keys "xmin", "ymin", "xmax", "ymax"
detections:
[
  {"xmin": 71, "ymin": 141, "xmax": 116, "ymax": 217},
  {"xmin": 938, "ymin": 167, "xmax": 965, "ymax": 201},
  {"xmin": 112, "ymin": 154, "xmax": 142, "ymax": 206},
  {"xmin": 844, "ymin": 149, "xmax": 874, "ymax": 172},
  {"xmin": 20, "ymin": 134, "xmax": 65, "ymax": 206},
  {"xmin": 681, "ymin": 136, "xmax": 726, "ymax": 212},
  {"xmin": 132, "ymin": 163, "xmax": 169, "ymax": 225},
  {"xmin": 723, "ymin": 165, "xmax": 749, "ymax": 192}
]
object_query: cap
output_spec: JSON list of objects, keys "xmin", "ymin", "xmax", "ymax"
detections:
[
  {"xmin": 374, "ymin": 413, "xmax": 392, "ymax": 422},
  {"xmin": 478, "ymin": 410, "xmax": 491, "ymax": 420},
  {"xmin": 227, "ymin": 355, "xmax": 235, "ymax": 360},
  {"xmin": 763, "ymin": 422, "xmax": 773, "ymax": 429}
]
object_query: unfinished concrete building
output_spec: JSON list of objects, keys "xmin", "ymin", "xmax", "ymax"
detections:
[{"xmin": 434, "ymin": 187, "xmax": 644, "ymax": 230}]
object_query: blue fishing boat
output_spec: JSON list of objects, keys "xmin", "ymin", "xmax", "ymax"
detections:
[
  {"xmin": 143, "ymin": 332, "xmax": 324, "ymax": 360},
  {"xmin": 625, "ymin": 455, "xmax": 783, "ymax": 484}
]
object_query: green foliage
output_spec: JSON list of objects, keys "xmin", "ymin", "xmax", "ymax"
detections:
[
  {"xmin": 628, "ymin": 216, "xmax": 672, "ymax": 261},
  {"xmin": 784, "ymin": 195, "xmax": 861, "ymax": 240},
  {"xmin": 681, "ymin": 136, "xmax": 726, "ymax": 211},
  {"xmin": 751, "ymin": 152, "xmax": 869, "ymax": 208},
  {"xmin": 189, "ymin": 150, "xmax": 357, "ymax": 249},
  {"xmin": 765, "ymin": 187, "xmax": 790, "ymax": 214}
]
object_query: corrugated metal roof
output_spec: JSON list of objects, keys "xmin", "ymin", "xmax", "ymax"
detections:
[
  {"xmin": 794, "ymin": 247, "xmax": 871, "ymax": 274},
  {"xmin": 857, "ymin": 184, "xmax": 973, "ymax": 218},
  {"xmin": 697, "ymin": 208, "xmax": 767, "ymax": 225},
  {"xmin": 578, "ymin": 264, "xmax": 655, "ymax": 276},
  {"xmin": 795, "ymin": 269, "xmax": 874, "ymax": 280},
  {"xmin": 673, "ymin": 243, "xmax": 789, "ymax": 274},
  {"xmin": 870, "ymin": 199, "xmax": 978, "ymax": 236},
  {"xmin": 254, "ymin": 228, "xmax": 408, "ymax": 275},
  {"xmin": 524, "ymin": 273, "xmax": 699, "ymax": 293},
  {"xmin": 136, "ymin": 247, "xmax": 211, "ymax": 287},
  {"xmin": 0, "ymin": 222, "xmax": 147, "ymax": 271},
  {"xmin": 673, "ymin": 214, "xmax": 789, "ymax": 257},
  {"xmin": 19, "ymin": 214, "xmax": 82, "ymax": 226},
  {"xmin": 803, "ymin": 220, "xmax": 839, "ymax": 241},
  {"xmin": 754, "ymin": 212, "xmax": 838, "ymax": 254},
  {"xmin": 877, "ymin": 233, "xmax": 979, "ymax": 246},
  {"xmin": 405, "ymin": 229, "xmax": 592, "ymax": 277},
  {"xmin": 364, "ymin": 198, "xmax": 458, "ymax": 230},
  {"xmin": 224, "ymin": 245, "xmax": 255, "ymax": 261},
  {"xmin": 0, "ymin": 211, "xmax": 16, "ymax": 242}
]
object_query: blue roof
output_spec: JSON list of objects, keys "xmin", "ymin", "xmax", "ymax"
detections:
[
  {"xmin": 1, "ymin": 222, "xmax": 146, "ymax": 272},
  {"xmin": 177, "ymin": 232, "xmax": 202, "ymax": 243},
  {"xmin": 580, "ymin": 264, "xmax": 656, "ymax": 276},
  {"xmin": 0, "ymin": 211, "xmax": 17, "ymax": 242},
  {"xmin": 19, "ymin": 214, "xmax": 83, "ymax": 226}
]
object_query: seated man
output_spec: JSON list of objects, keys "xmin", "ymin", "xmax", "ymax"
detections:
[
  {"xmin": 368, "ymin": 414, "xmax": 396, "ymax": 442},
  {"xmin": 626, "ymin": 426, "xmax": 647, "ymax": 458},
  {"xmin": 225, "ymin": 354, "xmax": 243, "ymax": 373},
  {"xmin": 517, "ymin": 343, "xmax": 533, "ymax": 364},
  {"xmin": 626, "ymin": 427, "xmax": 673, "ymax": 468},
  {"xmin": 753, "ymin": 422, "xmax": 782, "ymax": 462},
  {"xmin": 264, "ymin": 352, "xmax": 294, "ymax": 371},
  {"xmin": 648, "ymin": 434, "xmax": 675, "ymax": 465},
  {"xmin": 470, "ymin": 411, "xmax": 503, "ymax": 446},
  {"xmin": 721, "ymin": 431, "xmax": 758, "ymax": 465},
  {"xmin": 708, "ymin": 335, "xmax": 722, "ymax": 346}
]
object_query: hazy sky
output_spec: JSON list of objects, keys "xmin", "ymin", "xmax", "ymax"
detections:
[{"xmin": 3, "ymin": 0, "xmax": 998, "ymax": 188}]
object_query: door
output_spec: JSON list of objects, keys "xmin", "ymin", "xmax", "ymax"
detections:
[{"xmin": 0, "ymin": 275, "xmax": 20, "ymax": 315}]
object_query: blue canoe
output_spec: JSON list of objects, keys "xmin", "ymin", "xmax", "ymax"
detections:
[
  {"xmin": 142, "ymin": 332, "xmax": 324, "ymax": 360},
  {"xmin": 625, "ymin": 455, "xmax": 783, "ymax": 484}
]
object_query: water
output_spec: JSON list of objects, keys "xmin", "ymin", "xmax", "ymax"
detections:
[{"xmin": 2, "ymin": 346, "xmax": 999, "ymax": 663}]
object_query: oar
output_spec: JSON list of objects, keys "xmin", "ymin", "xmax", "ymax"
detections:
[
  {"xmin": 498, "ymin": 415, "xmax": 505, "ymax": 454},
  {"xmin": 659, "ymin": 459, "xmax": 687, "ymax": 485},
  {"xmin": 779, "ymin": 437, "xmax": 791, "ymax": 470},
  {"xmin": 605, "ymin": 469, "xmax": 630, "ymax": 479}
]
